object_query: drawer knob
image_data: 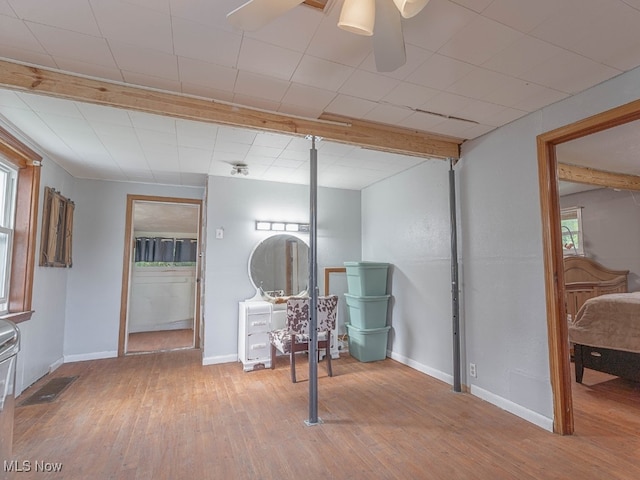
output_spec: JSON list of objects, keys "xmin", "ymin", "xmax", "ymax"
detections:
[{"xmin": 590, "ymin": 351, "xmax": 602, "ymax": 357}]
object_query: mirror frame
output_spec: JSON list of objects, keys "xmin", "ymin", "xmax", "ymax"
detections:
[{"xmin": 247, "ymin": 234, "xmax": 309, "ymax": 301}]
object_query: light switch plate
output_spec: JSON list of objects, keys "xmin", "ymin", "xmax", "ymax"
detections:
[{"xmin": 215, "ymin": 228, "xmax": 224, "ymax": 239}]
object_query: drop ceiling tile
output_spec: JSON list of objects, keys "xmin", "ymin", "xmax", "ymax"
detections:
[
  {"xmin": 91, "ymin": 0, "xmax": 173, "ymax": 54},
  {"xmin": 324, "ymin": 94, "xmax": 377, "ymax": 118},
  {"xmin": 450, "ymin": 0, "xmax": 494, "ymax": 12},
  {"xmin": 382, "ymin": 82, "xmax": 439, "ymax": 109},
  {"xmin": 403, "ymin": 0, "xmax": 477, "ymax": 52},
  {"xmin": 362, "ymin": 104, "xmax": 412, "ymax": 126},
  {"xmin": 27, "ymin": 22, "xmax": 116, "ymax": 68},
  {"xmin": 152, "ymin": 171, "xmax": 183, "ymax": 185},
  {"xmin": 74, "ymin": 102, "xmax": 132, "ymax": 128},
  {"xmin": 278, "ymin": 147, "xmax": 309, "ymax": 162},
  {"xmin": 217, "ymin": 126, "xmax": 257, "ymax": 145},
  {"xmin": 253, "ymin": 132, "xmax": 293, "ymax": 149},
  {"xmin": 172, "ymin": 17, "xmax": 242, "ymax": 68},
  {"xmin": 463, "ymin": 123, "xmax": 498, "ymax": 139},
  {"xmin": 178, "ymin": 146, "xmax": 212, "ymax": 174},
  {"xmin": 53, "ymin": 58, "xmax": 125, "ymax": 83},
  {"xmin": 291, "ymin": 55, "xmax": 354, "ymax": 91},
  {"xmin": 446, "ymin": 68, "xmax": 513, "ymax": 99},
  {"xmin": 110, "ymin": 41, "xmax": 179, "ymax": 81},
  {"xmin": 247, "ymin": 144, "xmax": 284, "ymax": 158},
  {"xmin": 18, "ymin": 93, "xmax": 84, "ymax": 117},
  {"xmin": 169, "ymin": 0, "xmax": 240, "ymax": 31},
  {"xmin": 482, "ymin": 0, "xmax": 563, "ymax": 33},
  {"xmin": 481, "ymin": 106, "xmax": 528, "ymax": 127},
  {"xmin": 0, "ymin": 16, "xmax": 42, "ymax": 53},
  {"xmin": 519, "ymin": 49, "xmax": 621, "ymax": 94},
  {"xmin": 512, "ymin": 87, "xmax": 569, "ymax": 112},
  {"xmin": 451, "ymin": 99, "xmax": 510, "ymax": 124},
  {"xmin": 358, "ymin": 44, "xmax": 434, "ymax": 81},
  {"xmin": 281, "ymin": 83, "xmax": 336, "ymax": 111},
  {"xmin": 178, "ymin": 57, "xmax": 237, "ymax": 92},
  {"xmin": 129, "ymin": 111, "xmax": 177, "ymax": 134},
  {"xmin": 181, "ymin": 83, "xmax": 235, "ymax": 104},
  {"xmin": 122, "ymin": 70, "xmax": 181, "ymax": 92},
  {"xmin": 180, "ymin": 172, "xmax": 207, "ymax": 186},
  {"xmin": 0, "ymin": 90, "xmax": 27, "ymax": 109},
  {"xmin": 397, "ymin": 111, "xmax": 445, "ymax": 131},
  {"xmin": 10, "ymin": 0, "xmax": 100, "ymax": 36},
  {"xmin": 405, "ymin": 53, "xmax": 475, "ymax": 91},
  {"xmin": 237, "ymin": 38, "xmax": 303, "ymax": 81},
  {"xmin": 176, "ymin": 120, "xmax": 218, "ymax": 149},
  {"xmin": 481, "ymin": 35, "xmax": 565, "ymax": 78},
  {"xmin": 424, "ymin": 117, "xmax": 476, "ymax": 138},
  {"xmin": 234, "ymin": 70, "xmax": 291, "ymax": 102},
  {"xmin": 245, "ymin": 4, "xmax": 324, "ymax": 53},
  {"xmin": 603, "ymin": 40, "xmax": 640, "ymax": 71},
  {"xmin": 272, "ymin": 157, "xmax": 305, "ymax": 169},
  {"xmin": 481, "ymin": 76, "xmax": 550, "ymax": 108},
  {"xmin": 306, "ymin": 16, "xmax": 371, "ymax": 67},
  {"xmin": 0, "ymin": 46, "xmax": 56, "ymax": 70},
  {"xmin": 0, "ymin": 1, "xmax": 15, "ymax": 15},
  {"xmin": 438, "ymin": 15, "xmax": 523, "ymax": 66},
  {"xmin": 420, "ymin": 92, "xmax": 472, "ymax": 116},
  {"xmin": 339, "ymin": 70, "xmax": 399, "ymax": 102}
]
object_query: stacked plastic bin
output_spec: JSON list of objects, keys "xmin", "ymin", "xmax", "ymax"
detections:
[{"xmin": 344, "ymin": 261, "xmax": 391, "ymax": 362}]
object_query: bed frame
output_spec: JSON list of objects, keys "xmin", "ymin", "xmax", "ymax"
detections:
[{"xmin": 563, "ymin": 256, "xmax": 632, "ymax": 383}]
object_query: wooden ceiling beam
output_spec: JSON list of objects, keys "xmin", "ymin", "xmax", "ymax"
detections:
[
  {"xmin": 0, "ymin": 59, "xmax": 461, "ymax": 160},
  {"xmin": 558, "ymin": 163, "xmax": 640, "ymax": 191}
]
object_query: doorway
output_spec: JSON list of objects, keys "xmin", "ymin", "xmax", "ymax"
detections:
[
  {"xmin": 538, "ymin": 98, "xmax": 640, "ymax": 435},
  {"xmin": 118, "ymin": 195, "xmax": 202, "ymax": 356}
]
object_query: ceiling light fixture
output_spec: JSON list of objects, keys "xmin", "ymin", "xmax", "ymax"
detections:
[
  {"xmin": 231, "ymin": 163, "xmax": 249, "ymax": 176},
  {"xmin": 337, "ymin": 0, "xmax": 430, "ymax": 36}
]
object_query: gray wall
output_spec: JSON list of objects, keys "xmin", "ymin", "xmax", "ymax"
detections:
[
  {"xmin": 203, "ymin": 175, "xmax": 361, "ymax": 364},
  {"xmin": 459, "ymin": 64, "xmax": 640, "ymax": 429},
  {"xmin": 361, "ymin": 159, "xmax": 455, "ymax": 383},
  {"xmin": 561, "ymin": 188, "xmax": 640, "ymax": 291},
  {"xmin": 64, "ymin": 179, "xmax": 204, "ymax": 360}
]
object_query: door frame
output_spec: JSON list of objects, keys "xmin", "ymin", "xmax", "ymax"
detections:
[
  {"xmin": 118, "ymin": 194, "xmax": 203, "ymax": 356},
  {"xmin": 538, "ymin": 97, "xmax": 640, "ymax": 435}
]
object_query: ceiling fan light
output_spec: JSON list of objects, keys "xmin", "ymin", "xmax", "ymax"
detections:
[
  {"xmin": 338, "ymin": 0, "xmax": 375, "ymax": 36},
  {"xmin": 392, "ymin": 0, "xmax": 430, "ymax": 18}
]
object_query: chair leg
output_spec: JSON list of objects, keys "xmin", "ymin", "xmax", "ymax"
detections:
[
  {"xmin": 326, "ymin": 341, "xmax": 333, "ymax": 377},
  {"xmin": 290, "ymin": 348, "xmax": 296, "ymax": 383},
  {"xmin": 270, "ymin": 343, "xmax": 276, "ymax": 370}
]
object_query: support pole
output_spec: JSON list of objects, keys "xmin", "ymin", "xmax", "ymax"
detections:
[
  {"xmin": 449, "ymin": 158, "xmax": 462, "ymax": 393},
  {"xmin": 306, "ymin": 135, "xmax": 320, "ymax": 425}
]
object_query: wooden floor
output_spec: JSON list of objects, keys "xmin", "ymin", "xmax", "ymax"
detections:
[
  {"xmin": 127, "ymin": 329, "xmax": 193, "ymax": 353},
  {"xmin": 8, "ymin": 352, "xmax": 640, "ymax": 480}
]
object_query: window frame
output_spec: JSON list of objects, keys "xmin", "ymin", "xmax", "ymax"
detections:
[
  {"xmin": 560, "ymin": 206, "xmax": 584, "ymax": 257},
  {"xmin": 0, "ymin": 125, "xmax": 42, "ymax": 323}
]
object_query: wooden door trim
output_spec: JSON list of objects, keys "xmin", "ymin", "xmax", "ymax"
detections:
[
  {"xmin": 538, "ymin": 97, "xmax": 640, "ymax": 435},
  {"xmin": 118, "ymin": 194, "xmax": 203, "ymax": 356}
]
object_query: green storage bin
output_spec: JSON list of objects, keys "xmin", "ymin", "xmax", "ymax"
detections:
[
  {"xmin": 344, "ymin": 261, "xmax": 390, "ymax": 296},
  {"xmin": 346, "ymin": 323, "xmax": 390, "ymax": 362},
  {"xmin": 344, "ymin": 293, "xmax": 390, "ymax": 329}
]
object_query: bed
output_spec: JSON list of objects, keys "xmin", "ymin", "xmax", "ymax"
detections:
[{"xmin": 563, "ymin": 256, "xmax": 640, "ymax": 383}]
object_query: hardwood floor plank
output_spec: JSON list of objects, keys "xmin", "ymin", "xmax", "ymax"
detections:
[{"xmin": 8, "ymin": 351, "xmax": 640, "ymax": 479}]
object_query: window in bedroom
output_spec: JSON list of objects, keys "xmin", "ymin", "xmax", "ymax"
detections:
[
  {"xmin": 0, "ymin": 160, "xmax": 17, "ymax": 313},
  {"xmin": 561, "ymin": 206, "xmax": 584, "ymax": 256}
]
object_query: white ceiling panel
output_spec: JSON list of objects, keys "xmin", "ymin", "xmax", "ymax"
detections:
[{"xmin": 0, "ymin": 0, "xmax": 639, "ymax": 190}]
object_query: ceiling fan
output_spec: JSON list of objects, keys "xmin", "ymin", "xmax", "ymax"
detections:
[{"xmin": 227, "ymin": 0, "xmax": 430, "ymax": 72}]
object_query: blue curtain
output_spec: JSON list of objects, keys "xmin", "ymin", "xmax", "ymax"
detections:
[{"xmin": 135, "ymin": 237, "xmax": 197, "ymax": 262}]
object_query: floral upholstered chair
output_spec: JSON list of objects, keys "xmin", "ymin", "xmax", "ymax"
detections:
[{"xmin": 269, "ymin": 295, "xmax": 338, "ymax": 383}]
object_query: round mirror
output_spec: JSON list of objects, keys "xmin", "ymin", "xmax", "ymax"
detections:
[{"xmin": 249, "ymin": 234, "xmax": 309, "ymax": 299}]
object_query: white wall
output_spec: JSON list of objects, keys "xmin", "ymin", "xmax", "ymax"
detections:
[
  {"xmin": 64, "ymin": 179, "xmax": 203, "ymax": 361},
  {"xmin": 203, "ymin": 175, "xmax": 361, "ymax": 364},
  {"xmin": 361, "ymin": 160, "xmax": 455, "ymax": 383},
  {"xmin": 561, "ymin": 188, "xmax": 640, "ymax": 291},
  {"xmin": 15, "ymin": 157, "xmax": 74, "ymax": 394},
  {"xmin": 459, "ymin": 65, "xmax": 640, "ymax": 430}
]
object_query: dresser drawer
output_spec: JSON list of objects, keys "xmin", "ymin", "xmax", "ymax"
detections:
[
  {"xmin": 247, "ymin": 313, "xmax": 270, "ymax": 334},
  {"xmin": 246, "ymin": 335, "xmax": 270, "ymax": 361}
]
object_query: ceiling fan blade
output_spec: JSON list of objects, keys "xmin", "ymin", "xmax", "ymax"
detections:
[
  {"xmin": 227, "ymin": 0, "xmax": 306, "ymax": 31},
  {"xmin": 373, "ymin": 0, "xmax": 407, "ymax": 72}
]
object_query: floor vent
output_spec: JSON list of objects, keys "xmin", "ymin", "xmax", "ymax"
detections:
[{"xmin": 19, "ymin": 376, "xmax": 78, "ymax": 406}]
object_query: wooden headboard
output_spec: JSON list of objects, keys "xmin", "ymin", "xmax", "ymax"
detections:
[{"xmin": 563, "ymin": 256, "xmax": 629, "ymax": 321}]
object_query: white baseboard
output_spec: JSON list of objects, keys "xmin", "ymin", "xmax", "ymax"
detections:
[
  {"xmin": 388, "ymin": 349, "xmax": 553, "ymax": 432},
  {"xmin": 64, "ymin": 351, "xmax": 118, "ymax": 363},
  {"xmin": 470, "ymin": 384, "xmax": 554, "ymax": 432},
  {"xmin": 202, "ymin": 354, "xmax": 238, "ymax": 366},
  {"xmin": 49, "ymin": 357, "xmax": 64, "ymax": 373},
  {"xmin": 388, "ymin": 350, "xmax": 453, "ymax": 385}
]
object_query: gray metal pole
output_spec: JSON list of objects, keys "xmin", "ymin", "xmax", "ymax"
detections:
[
  {"xmin": 449, "ymin": 158, "xmax": 461, "ymax": 393},
  {"xmin": 306, "ymin": 135, "xmax": 320, "ymax": 425}
]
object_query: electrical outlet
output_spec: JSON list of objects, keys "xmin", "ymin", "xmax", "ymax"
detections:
[{"xmin": 469, "ymin": 363, "xmax": 477, "ymax": 378}]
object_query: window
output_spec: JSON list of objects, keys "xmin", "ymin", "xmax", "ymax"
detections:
[
  {"xmin": 0, "ymin": 125, "xmax": 42, "ymax": 322},
  {"xmin": 0, "ymin": 161, "xmax": 17, "ymax": 312},
  {"xmin": 561, "ymin": 207, "xmax": 584, "ymax": 256}
]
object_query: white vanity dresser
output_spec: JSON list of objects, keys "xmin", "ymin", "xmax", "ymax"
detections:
[{"xmin": 238, "ymin": 234, "xmax": 339, "ymax": 372}]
